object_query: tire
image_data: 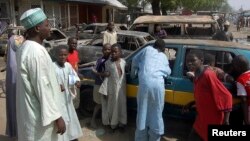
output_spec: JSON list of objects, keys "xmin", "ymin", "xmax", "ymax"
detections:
[{"xmin": 79, "ymin": 85, "xmax": 95, "ymax": 113}]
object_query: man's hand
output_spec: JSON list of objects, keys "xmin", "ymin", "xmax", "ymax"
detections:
[
  {"xmin": 75, "ymin": 81, "xmax": 81, "ymax": 88},
  {"xmin": 103, "ymin": 71, "xmax": 110, "ymax": 77},
  {"xmin": 55, "ymin": 117, "xmax": 66, "ymax": 135},
  {"xmin": 60, "ymin": 85, "xmax": 65, "ymax": 92},
  {"xmin": 182, "ymin": 101, "xmax": 195, "ymax": 114},
  {"xmin": 92, "ymin": 67, "xmax": 98, "ymax": 75}
]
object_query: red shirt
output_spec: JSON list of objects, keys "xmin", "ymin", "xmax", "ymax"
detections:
[
  {"xmin": 193, "ymin": 68, "xmax": 232, "ymax": 141},
  {"xmin": 66, "ymin": 50, "xmax": 79, "ymax": 70},
  {"xmin": 236, "ymin": 71, "xmax": 250, "ymax": 105}
]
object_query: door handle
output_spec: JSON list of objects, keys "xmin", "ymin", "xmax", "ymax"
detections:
[{"xmin": 166, "ymin": 81, "xmax": 173, "ymax": 85}]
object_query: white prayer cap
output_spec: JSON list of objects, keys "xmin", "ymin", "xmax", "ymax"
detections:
[{"xmin": 20, "ymin": 8, "xmax": 47, "ymax": 30}]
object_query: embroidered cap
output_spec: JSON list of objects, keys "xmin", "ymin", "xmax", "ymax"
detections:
[{"xmin": 20, "ymin": 8, "xmax": 47, "ymax": 30}]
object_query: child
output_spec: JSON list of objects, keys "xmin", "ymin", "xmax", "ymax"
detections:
[
  {"xmin": 54, "ymin": 46, "xmax": 83, "ymax": 141},
  {"xmin": 231, "ymin": 55, "xmax": 250, "ymax": 125},
  {"xmin": 187, "ymin": 53, "xmax": 234, "ymax": 83},
  {"xmin": 90, "ymin": 43, "xmax": 111, "ymax": 128},
  {"xmin": 99, "ymin": 44, "xmax": 127, "ymax": 131},
  {"xmin": 184, "ymin": 51, "xmax": 232, "ymax": 141},
  {"xmin": 203, "ymin": 53, "xmax": 234, "ymax": 83},
  {"xmin": 66, "ymin": 37, "xmax": 81, "ymax": 109},
  {"xmin": 67, "ymin": 37, "xmax": 79, "ymax": 71}
]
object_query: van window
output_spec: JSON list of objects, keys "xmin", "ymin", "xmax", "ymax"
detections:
[
  {"xmin": 119, "ymin": 36, "xmax": 138, "ymax": 51},
  {"xmin": 125, "ymin": 46, "xmax": 178, "ymax": 76},
  {"xmin": 183, "ymin": 48, "xmax": 235, "ymax": 76},
  {"xmin": 132, "ymin": 24, "xmax": 149, "ymax": 33},
  {"xmin": 162, "ymin": 24, "xmax": 181, "ymax": 36},
  {"xmin": 185, "ymin": 24, "xmax": 214, "ymax": 36},
  {"xmin": 165, "ymin": 47, "xmax": 178, "ymax": 70}
]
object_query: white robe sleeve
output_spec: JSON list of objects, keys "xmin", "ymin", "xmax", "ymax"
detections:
[
  {"xmin": 72, "ymin": 67, "xmax": 80, "ymax": 82},
  {"xmin": 27, "ymin": 53, "xmax": 61, "ymax": 126},
  {"xmin": 103, "ymin": 32, "xmax": 108, "ymax": 45}
]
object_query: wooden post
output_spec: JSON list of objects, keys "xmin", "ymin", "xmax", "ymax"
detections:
[
  {"xmin": 68, "ymin": 3, "xmax": 70, "ymax": 29},
  {"xmin": 9, "ymin": 0, "xmax": 16, "ymax": 26},
  {"xmin": 40, "ymin": 0, "xmax": 44, "ymax": 10}
]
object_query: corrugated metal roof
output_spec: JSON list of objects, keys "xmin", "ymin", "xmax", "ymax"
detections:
[{"xmin": 66, "ymin": 0, "xmax": 127, "ymax": 10}]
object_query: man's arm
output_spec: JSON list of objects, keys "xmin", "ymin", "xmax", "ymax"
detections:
[
  {"xmin": 241, "ymin": 97, "xmax": 249, "ymax": 125},
  {"xmin": 223, "ymin": 111, "xmax": 230, "ymax": 125}
]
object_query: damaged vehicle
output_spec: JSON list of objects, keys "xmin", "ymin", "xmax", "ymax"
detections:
[
  {"xmin": 79, "ymin": 39, "xmax": 249, "ymax": 122},
  {"xmin": 77, "ymin": 30, "xmax": 154, "ymax": 63},
  {"xmin": 129, "ymin": 15, "xmax": 219, "ymax": 40}
]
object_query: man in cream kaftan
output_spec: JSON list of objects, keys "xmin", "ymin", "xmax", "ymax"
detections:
[
  {"xmin": 16, "ymin": 40, "xmax": 62, "ymax": 141},
  {"xmin": 99, "ymin": 59, "xmax": 127, "ymax": 127},
  {"xmin": 54, "ymin": 62, "xmax": 83, "ymax": 140}
]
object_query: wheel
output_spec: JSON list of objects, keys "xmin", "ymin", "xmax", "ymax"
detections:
[{"xmin": 78, "ymin": 85, "xmax": 95, "ymax": 116}]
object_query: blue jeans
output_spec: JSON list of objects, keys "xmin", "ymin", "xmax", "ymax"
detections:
[{"xmin": 135, "ymin": 127, "xmax": 161, "ymax": 141}]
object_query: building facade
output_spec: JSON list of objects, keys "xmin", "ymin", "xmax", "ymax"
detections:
[{"xmin": 0, "ymin": 0, "xmax": 127, "ymax": 29}]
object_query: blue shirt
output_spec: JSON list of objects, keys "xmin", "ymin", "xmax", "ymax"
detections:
[{"xmin": 94, "ymin": 57, "xmax": 108, "ymax": 85}]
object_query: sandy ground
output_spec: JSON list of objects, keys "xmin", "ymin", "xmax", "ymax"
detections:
[
  {"xmin": 0, "ymin": 55, "xmax": 184, "ymax": 141},
  {"xmin": 0, "ymin": 25, "xmax": 249, "ymax": 141},
  {"xmin": 0, "ymin": 55, "xmax": 137, "ymax": 141}
]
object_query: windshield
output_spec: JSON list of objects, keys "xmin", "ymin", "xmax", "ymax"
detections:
[{"xmin": 46, "ymin": 30, "xmax": 66, "ymax": 41}]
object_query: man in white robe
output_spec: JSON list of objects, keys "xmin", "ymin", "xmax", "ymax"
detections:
[
  {"xmin": 16, "ymin": 8, "xmax": 66, "ymax": 141},
  {"xmin": 103, "ymin": 22, "xmax": 117, "ymax": 46}
]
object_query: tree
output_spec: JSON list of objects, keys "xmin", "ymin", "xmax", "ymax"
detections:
[
  {"xmin": 161, "ymin": 0, "xmax": 179, "ymax": 15},
  {"xmin": 151, "ymin": 0, "xmax": 161, "ymax": 15},
  {"xmin": 219, "ymin": 2, "xmax": 234, "ymax": 13},
  {"xmin": 121, "ymin": 0, "xmax": 229, "ymax": 15}
]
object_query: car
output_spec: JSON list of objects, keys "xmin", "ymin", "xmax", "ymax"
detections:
[
  {"xmin": 63, "ymin": 23, "xmax": 87, "ymax": 37},
  {"xmin": 43, "ymin": 28, "xmax": 69, "ymax": 51},
  {"xmin": 0, "ymin": 26, "xmax": 25, "ymax": 56},
  {"xmin": 79, "ymin": 39, "xmax": 250, "ymax": 120},
  {"xmin": 72, "ymin": 30, "xmax": 154, "ymax": 64},
  {"xmin": 129, "ymin": 15, "xmax": 219, "ymax": 40},
  {"xmin": 77, "ymin": 30, "xmax": 154, "ymax": 63},
  {"xmin": 66, "ymin": 23, "xmax": 128, "ymax": 40}
]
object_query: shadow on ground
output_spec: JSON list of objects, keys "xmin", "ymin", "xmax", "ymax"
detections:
[{"xmin": 0, "ymin": 135, "xmax": 15, "ymax": 141}]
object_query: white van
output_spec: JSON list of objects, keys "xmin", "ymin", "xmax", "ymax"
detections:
[{"xmin": 129, "ymin": 15, "xmax": 219, "ymax": 39}]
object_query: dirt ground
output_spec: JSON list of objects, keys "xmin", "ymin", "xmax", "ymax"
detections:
[
  {"xmin": 0, "ymin": 54, "xmax": 192, "ymax": 141},
  {"xmin": 0, "ymin": 25, "xmax": 249, "ymax": 141}
]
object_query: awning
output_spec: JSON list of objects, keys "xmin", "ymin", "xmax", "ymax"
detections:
[{"xmin": 66, "ymin": 0, "xmax": 127, "ymax": 10}]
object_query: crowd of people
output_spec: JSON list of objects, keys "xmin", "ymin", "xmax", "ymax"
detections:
[{"xmin": 2, "ymin": 8, "xmax": 250, "ymax": 141}]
